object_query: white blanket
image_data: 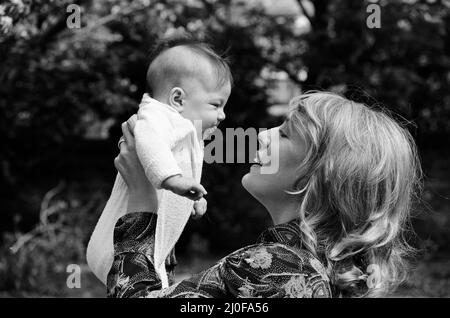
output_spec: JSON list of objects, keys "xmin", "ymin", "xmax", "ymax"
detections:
[{"xmin": 86, "ymin": 94, "xmax": 204, "ymax": 287}]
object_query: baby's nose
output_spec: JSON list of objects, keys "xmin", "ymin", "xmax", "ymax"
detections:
[{"xmin": 218, "ymin": 109, "xmax": 226, "ymax": 122}]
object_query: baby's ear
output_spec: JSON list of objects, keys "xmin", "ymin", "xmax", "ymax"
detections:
[{"xmin": 169, "ymin": 87, "xmax": 185, "ymax": 113}]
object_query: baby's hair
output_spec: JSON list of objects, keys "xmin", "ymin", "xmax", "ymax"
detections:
[
  {"xmin": 146, "ymin": 32, "xmax": 233, "ymax": 96},
  {"xmin": 286, "ymin": 91, "xmax": 422, "ymax": 297}
]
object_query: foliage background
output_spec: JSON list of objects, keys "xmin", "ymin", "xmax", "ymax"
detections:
[{"xmin": 0, "ymin": 0, "xmax": 449, "ymax": 297}]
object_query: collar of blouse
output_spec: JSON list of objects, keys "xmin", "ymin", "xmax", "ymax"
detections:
[{"xmin": 257, "ymin": 218, "xmax": 304, "ymax": 250}]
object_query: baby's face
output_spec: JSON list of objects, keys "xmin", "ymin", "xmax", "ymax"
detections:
[{"xmin": 181, "ymin": 76, "xmax": 231, "ymax": 137}]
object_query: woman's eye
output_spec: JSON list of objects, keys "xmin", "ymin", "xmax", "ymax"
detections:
[{"xmin": 279, "ymin": 129, "xmax": 287, "ymax": 138}]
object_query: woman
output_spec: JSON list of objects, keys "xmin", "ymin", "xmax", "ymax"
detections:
[{"xmin": 107, "ymin": 91, "xmax": 422, "ymax": 298}]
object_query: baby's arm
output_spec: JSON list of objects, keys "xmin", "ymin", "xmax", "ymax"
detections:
[
  {"xmin": 162, "ymin": 175, "xmax": 206, "ymax": 201},
  {"xmin": 134, "ymin": 107, "xmax": 205, "ymax": 200}
]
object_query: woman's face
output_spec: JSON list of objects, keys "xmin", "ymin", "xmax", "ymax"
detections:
[{"xmin": 242, "ymin": 117, "xmax": 308, "ymax": 207}]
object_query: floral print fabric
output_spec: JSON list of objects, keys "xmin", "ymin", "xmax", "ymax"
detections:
[{"xmin": 106, "ymin": 212, "xmax": 332, "ymax": 298}]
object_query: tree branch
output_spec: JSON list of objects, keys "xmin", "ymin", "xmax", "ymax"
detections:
[
  {"xmin": 40, "ymin": 181, "xmax": 66, "ymax": 227},
  {"xmin": 274, "ymin": 63, "xmax": 303, "ymax": 86},
  {"xmin": 10, "ymin": 181, "xmax": 66, "ymax": 254},
  {"xmin": 198, "ymin": 0, "xmax": 227, "ymax": 25},
  {"xmin": 29, "ymin": 0, "xmax": 90, "ymax": 48},
  {"xmin": 296, "ymin": 0, "xmax": 313, "ymax": 25},
  {"xmin": 74, "ymin": 2, "xmax": 158, "ymax": 37},
  {"xmin": 261, "ymin": 54, "xmax": 303, "ymax": 86}
]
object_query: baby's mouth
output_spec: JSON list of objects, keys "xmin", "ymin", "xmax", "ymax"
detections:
[
  {"xmin": 207, "ymin": 126, "xmax": 217, "ymax": 133},
  {"xmin": 202, "ymin": 126, "xmax": 217, "ymax": 139}
]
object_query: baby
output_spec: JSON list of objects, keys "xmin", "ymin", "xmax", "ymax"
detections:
[{"xmin": 86, "ymin": 35, "xmax": 232, "ymax": 287}]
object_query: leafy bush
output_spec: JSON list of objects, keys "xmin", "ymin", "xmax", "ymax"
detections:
[{"xmin": 0, "ymin": 181, "xmax": 105, "ymax": 297}]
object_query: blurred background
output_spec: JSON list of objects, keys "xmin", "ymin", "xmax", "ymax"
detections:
[{"xmin": 0, "ymin": 0, "xmax": 449, "ymax": 297}]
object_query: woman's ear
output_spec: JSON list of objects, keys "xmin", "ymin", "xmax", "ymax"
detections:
[{"xmin": 169, "ymin": 87, "xmax": 185, "ymax": 113}]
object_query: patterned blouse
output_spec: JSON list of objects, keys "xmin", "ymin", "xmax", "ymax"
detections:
[{"xmin": 106, "ymin": 212, "xmax": 332, "ymax": 298}]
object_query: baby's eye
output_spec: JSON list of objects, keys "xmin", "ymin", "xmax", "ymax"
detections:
[{"xmin": 210, "ymin": 104, "xmax": 220, "ymax": 108}]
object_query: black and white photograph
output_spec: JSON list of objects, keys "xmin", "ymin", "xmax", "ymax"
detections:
[{"xmin": 1, "ymin": 0, "xmax": 450, "ymax": 300}]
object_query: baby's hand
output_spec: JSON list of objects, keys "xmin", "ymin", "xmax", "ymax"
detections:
[
  {"xmin": 162, "ymin": 175, "xmax": 207, "ymax": 201},
  {"xmin": 191, "ymin": 197, "xmax": 207, "ymax": 220}
]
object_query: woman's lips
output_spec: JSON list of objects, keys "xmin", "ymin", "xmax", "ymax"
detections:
[
  {"xmin": 251, "ymin": 152, "xmax": 265, "ymax": 172},
  {"xmin": 254, "ymin": 150, "xmax": 271, "ymax": 166},
  {"xmin": 253, "ymin": 153, "xmax": 262, "ymax": 165}
]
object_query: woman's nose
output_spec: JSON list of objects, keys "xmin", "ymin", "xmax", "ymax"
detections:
[{"xmin": 258, "ymin": 129, "xmax": 271, "ymax": 149}]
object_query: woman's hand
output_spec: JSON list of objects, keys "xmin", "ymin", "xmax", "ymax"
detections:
[{"xmin": 115, "ymin": 115, "xmax": 158, "ymax": 213}]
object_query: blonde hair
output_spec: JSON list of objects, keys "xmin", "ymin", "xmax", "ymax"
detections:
[{"xmin": 286, "ymin": 91, "xmax": 422, "ymax": 297}]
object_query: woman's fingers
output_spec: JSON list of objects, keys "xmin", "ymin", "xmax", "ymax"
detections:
[
  {"xmin": 117, "ymin": 136, "xmax": 126, "ymax": 150},
  {"xmin": 121, "ymin": 122, "xmax": 133, "ymax": 146},
  {"xmin": 118, "ymin": 115, "xmax": 135, "ymax": 151},
  {"xmin": 113, "ymin": 155, "xmax": 123, "ymax": 174},
  {"xmin": 127, "ymin": 114, "xmax": 137, "ymax": 134}
]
